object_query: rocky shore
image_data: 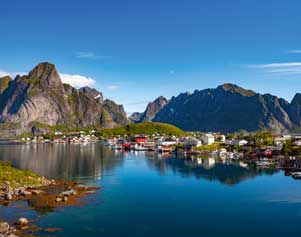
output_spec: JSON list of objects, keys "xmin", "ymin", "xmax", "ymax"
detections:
[{"xmin": 0, "ymin": 161, "xmax": 98, "ymax": 237}]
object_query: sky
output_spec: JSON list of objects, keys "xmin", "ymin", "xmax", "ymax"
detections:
[{"xmin": 1, "ymin": 0, "xmax": 301, "ymax": 114}]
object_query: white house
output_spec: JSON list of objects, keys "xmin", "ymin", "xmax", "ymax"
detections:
[
  {"xmin": 233, "ymin": 139, "xmax": 248, "ymax": 146},
  {"xmin": 161, "ymin": 140, "xmax": 178, "ymax": 146},
  {"xmin": 294, "ymin": 140, "xmax": 301, "ymax": 146},
  {"xmin": 201, "ymin": 134, "xmax": 215, "ymax": 145},
  {"xmin": 274, "ymin": 135, "xmax": 291, "ymax": 145}
]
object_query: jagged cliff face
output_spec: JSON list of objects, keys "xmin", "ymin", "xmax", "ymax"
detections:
[
  {"xmin": 139, "ymin": 96, "xmax": 168, "ymax": 122},
  {"xmin": 0, "ymin": 62, "xmax": 128, "ymax": 136},
  {"xmin": 103, "ymin": 99, "xmax": 128, "ymax": 125},
  {"xmin": 78, "ymin": 87, "xmax": 128, "ymax": 126},
  {"xmin": 152, "ymin": 84, "xmax": 300, "ymax": 133},
  {"xmin": 79, "ymin": 86, "xmax": 104, "ymax": 104},
  {"xmin": 289, "ymin": 93, "xmax": 301, "ymax": 127}
]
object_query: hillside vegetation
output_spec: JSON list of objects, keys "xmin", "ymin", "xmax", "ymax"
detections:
[{"xmin": 98, "ymin": 122, "xmax": 186, "ymax": 137}]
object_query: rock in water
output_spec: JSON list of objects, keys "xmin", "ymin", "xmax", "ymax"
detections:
[
  {"xmin": 17, "ymin": 218, "xmax": 29, "ymax": 226},
  {"xmin": 0, "ymin": 222, "xmax": 9, "ymax": 233}
]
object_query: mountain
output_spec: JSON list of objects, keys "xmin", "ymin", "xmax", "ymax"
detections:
[
  {"xmin": 79, "ymin": 86, "xmax": 104, "ymax": 104},
  {"xmin": 289, "ymin": 93, "xmax": 301, "ymax": 127},
  {"xmin": 78, "ymin": 87, "xmax": 128, "ymax": 125},
  {"xmin": 0, "ymin": 75, "xmax": 12, "ymax": 94},
  {"xmin": 129, "ymin": 96, "xmax": 167, "ymax": 123},
  {"xmin": 152, "ymin": 83, "xmax": 300, "ymax": 133},
  {"xmin": 139, "ymin": 96, "xmax": 168, "ymax": 122},
  {"xmin": 129, "ymin": 112, "xmax": 143, "ymax": 123},
  {"xmin": 102, "ymin": 99, "xmax": 128, "ymax": 125},
  {"xmin": 0, "ymin": 62, "xmax": 128, "ymax": 137}
]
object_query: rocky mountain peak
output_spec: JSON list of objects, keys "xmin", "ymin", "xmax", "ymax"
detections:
[
  {"xmin": 219, "ymin": 83, "xmax": 256, "ymax": 97},
  {"xmin": 291, "ymin": 93, "xmax": 301, "ymax": 105},
  {"xmin": 28, "ymin": 62, "xmax": 62, "ymax": 88},
  {"xmin": 79, "ymin": 86, "xmax": 104, "ymax": 103},
  {"xmin": 139, "ymin": 96, "xmax": 168, "ymax": 122}
]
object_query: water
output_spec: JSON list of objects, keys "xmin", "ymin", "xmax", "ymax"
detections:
[{"xmin": 1, "ymin": 142, "xmax": 301, "ymax": 237}]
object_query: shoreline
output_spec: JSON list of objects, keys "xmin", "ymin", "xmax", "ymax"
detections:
[{"xmin": 0, "ymin": 162, "xmax": 99, "ymax": 237}]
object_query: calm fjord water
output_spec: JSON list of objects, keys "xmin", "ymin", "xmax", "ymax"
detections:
[{"xmin": 0, "ymin": 142, "xmax": 301, "ymax": 237}]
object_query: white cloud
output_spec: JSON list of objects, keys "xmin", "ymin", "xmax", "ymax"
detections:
[
  {"xmin": 106, "ymin": 85, "xmax": 120, "ymax": 90},
  {"xmin": 60, "ymin": 73, "xmax": 96, "ymax": 88},
  {"xmin": 248, "ymin": 62, "xmax": 301, "ymax": 75},
  {"xmin": 0, "ymin": 69, "xmax": 26, "ymax": 78},
  {"xmin": 75, "ymin": 51, "xmax": 110, "ymax": 60},
  {"xmin": 288, "ymin": 50, "xmax": 301, "ymax": 54},
  {"xmin": 249, "ymin": 62, "xmax": 301, "ymax": 68},
  {"xmin": 0, "ymin": 69, "xmax": 10, "ymax": 78}
]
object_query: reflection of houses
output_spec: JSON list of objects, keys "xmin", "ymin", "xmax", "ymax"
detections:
[
  {"xmin": 203, "ymin": 158, "xmax": 215, "ymax": 169},
  {"xmin": 201, "ymin": 134, "xmax": 215, "ymax": 145}
]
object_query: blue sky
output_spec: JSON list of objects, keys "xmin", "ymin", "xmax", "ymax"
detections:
[{"xmin": 1, "ymin": 0, "xmax": 301, "ymax": 114}]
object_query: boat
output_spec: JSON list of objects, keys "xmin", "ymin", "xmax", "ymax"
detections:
[
  {"xmin": 292, "ymin": 172, "xmax": 301, "ymax": 179},
  {"xmin": 134, "ymin": 144, "xmax": 148, "ymax": 151},
  {"xmin": 256, "ymin": 161, "xmax": 271, "ymax": 168}
]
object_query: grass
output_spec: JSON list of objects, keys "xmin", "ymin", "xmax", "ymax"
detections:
[
  {"xmin": 196, "ymin": 143, "xmax": 225, "ymax": 152},
  {"xmin": 98, "ymin": 122, "xmax": 187, "ymax": 137},
  {"xmin": 0, "ymin": 122, "xmax": 21, "ymax": 130},
  {"xmin": 0, "ymin": 161, "xmax": 47, "ymax": 188}
]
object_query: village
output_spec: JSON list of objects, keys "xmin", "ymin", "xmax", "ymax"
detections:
[{"xmin": 18, "ymin": 129, "xmax": 301, "ymax": 180}]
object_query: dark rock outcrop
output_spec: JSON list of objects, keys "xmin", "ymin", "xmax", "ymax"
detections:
[{"xmin": 289, "ymin": 93, "xmax": 301, "ymax": 127}]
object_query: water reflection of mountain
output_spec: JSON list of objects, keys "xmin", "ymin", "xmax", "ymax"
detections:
[
  {"xmin": 145, "ymin": 154, "xmax": 279, "ymax": 185},
  {"xmin": 0, "ymin": 143, "xmax": 124, "ymax": 182}
]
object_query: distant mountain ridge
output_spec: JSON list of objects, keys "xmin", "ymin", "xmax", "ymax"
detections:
[
  {"xmin": 134, "ymin": 83, "xmax": 301, "ymax": 133},
  {"xmin": 0, "ymin": 62, "xmax": 128, "ymax": 137},
  {"xmin": 153, "ymin": 83, "xmax": 301, "ymax": 132}
]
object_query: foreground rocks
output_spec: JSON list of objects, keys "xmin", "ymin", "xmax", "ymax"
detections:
[
  {"xmin": 0, "ymin": 180, "xmax": 99, "ymax": 237},
  {"xmin": 0, "ymin": 179, "xmax": 53, "ymax": 201},
  {"xmin": 0, "ymin": 218, "xmax": 28, "ymax": 237},
  {"xmin": 0, "ymin": 161, "xmax": 99, "ymax": 237}
]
